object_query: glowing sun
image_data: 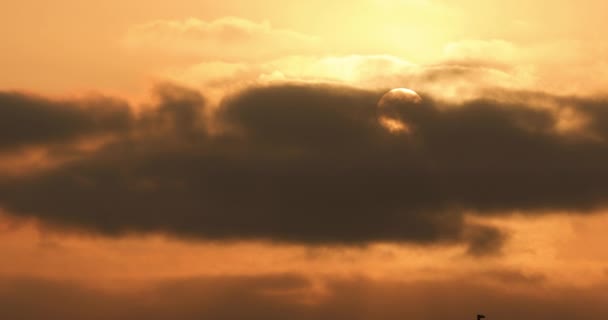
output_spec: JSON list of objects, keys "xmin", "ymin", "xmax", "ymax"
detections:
[
  {"xmin": 378, "ymin": 88, "xmax": 422, "ymax": 108},
  {"xmin": 377, "ymin": 88, "xmax": 421, "ymax": 133}
]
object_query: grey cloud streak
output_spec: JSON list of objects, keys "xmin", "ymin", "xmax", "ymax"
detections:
[{"xmin": 2, "ymin": 83, "xmax": 608, "ymax": 254}]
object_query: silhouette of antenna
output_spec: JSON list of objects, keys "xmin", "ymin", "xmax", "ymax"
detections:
[{"xmin": 477, "ymin": 315, "xmax": 486, "ymax": 320}]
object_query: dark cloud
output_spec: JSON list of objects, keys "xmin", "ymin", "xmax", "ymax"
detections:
[
  {"xmin": 0, "ymin": 274, "xmax": 606, "ymax": 320},
  {"xmin": 2, "ymin": 83, "xmax": 608, "ymax": 253},
  {"xmin": 462, "ymin": 224, "xmax": 507, "ymax": 257},
  {"xmin": 0, "ymin": 91, "xmax": 132, "ymax": 150}
]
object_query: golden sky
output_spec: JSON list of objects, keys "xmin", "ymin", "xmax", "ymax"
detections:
[{"xmin": 2, "ymin": 1, "xmax": 608, "ymax": 319}]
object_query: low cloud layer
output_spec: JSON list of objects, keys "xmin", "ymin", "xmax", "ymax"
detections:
[
  {"xmin": 3, "ymin": 83, "xmax": 608, "ymax": 254},
  {"xmin": 1, "ymin": 273, "xmax": 606, "ymax": 320}
]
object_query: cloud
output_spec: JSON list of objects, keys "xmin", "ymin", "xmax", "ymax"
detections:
[
  {"xmin": 0, "ymin": 273, "xmax": 606, "ymax": 320},
  {"xmin": 162, "ymin": 54, "xmax": 535, "ymax": 103},
  {"xmin": 443, "ymin": 39, "xmax": 519, "ymax": 63},
  {"xmin": 479, "ymin": 269, "xmax": 546, "ymax": 285},
  {"xmin": 3, "ymin": 83, "xmax": 608, "ymax": 254},
  {"xmin": 0, "ymin": 92, "xmax": 132, "ymax": 151},
  {"xmin": 462, "ymin": 224, "xmax": 507, "ymax": 257},
  {"xmin": 124, "ymin": 17, "xmax": 319, "ymax": 62}
]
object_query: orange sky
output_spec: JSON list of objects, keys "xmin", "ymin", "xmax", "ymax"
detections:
[
  {"xmin": 3, "ymin": 0, "xmax": 608, "ymax": 95},
  {"xmin": 2, "ymin": 1, "xmax": 608, "ymax": 319}
]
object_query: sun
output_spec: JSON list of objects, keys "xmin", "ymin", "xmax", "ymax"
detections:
[
  {"xmin": 377, "ymin": 88, "xmax": 422, "ymax": 108},
  {"xmin": 377, "ymin": 88, "xmax": 421, "ymax": 133}
]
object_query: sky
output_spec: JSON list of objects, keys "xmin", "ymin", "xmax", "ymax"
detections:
[{"xmin": 2, "ymin": 1, "xmax": 608, "ymax": 319}]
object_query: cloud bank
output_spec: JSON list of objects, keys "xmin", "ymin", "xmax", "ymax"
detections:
[{"xmin": 3, "ymin": 83, "xmax": 608, "ymax": 254}]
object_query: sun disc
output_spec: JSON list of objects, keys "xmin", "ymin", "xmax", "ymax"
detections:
[{"xmin": 378, "ymin": 88, "xmax": 422, "ymax": 108}]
